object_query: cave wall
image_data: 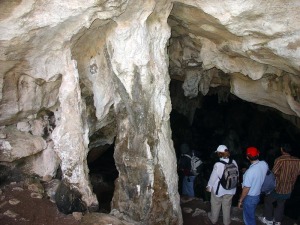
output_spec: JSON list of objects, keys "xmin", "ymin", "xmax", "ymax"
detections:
[
  {"xmin": 0, "ymin": 0, "xmax": 182, "ymax": 224},
  {"xmin": 0, "ymin": 0, "xmax": 300, "ymax": 224},
  {"xmin": 104, "ymin": 1, "xmax": 181, "ymax": 223}
]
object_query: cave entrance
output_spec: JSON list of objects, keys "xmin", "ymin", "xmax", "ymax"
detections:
[
  {"xmin": 167, "ymin": 3, "xmax": 300, "ymax": 220},
  {"xmin": 169, "ymin": 79, "xmax": 300, "ymax": 220},
  {"xmin": 87, "ymin": 143, "xmax": 118, "ymax": 213}
]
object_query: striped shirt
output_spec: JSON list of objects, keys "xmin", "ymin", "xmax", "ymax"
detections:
[{"xmin": 272, "ymin": 154, "xmax": 300, "ymax": 194}]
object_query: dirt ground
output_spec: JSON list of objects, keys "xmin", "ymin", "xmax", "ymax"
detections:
[
  {"xmin": 0, "ymin": 181, "xmax": 299, "ymax": 225},
  {"xmin": 0, "ymin": 181, "xmax": 80, "ymax": 225}
]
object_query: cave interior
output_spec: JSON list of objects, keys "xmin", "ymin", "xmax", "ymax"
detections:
[
  {"xmin": 88, "ymin": 82, "xmax": 300, "ymax": 219},
  {"xmin": 84, "ymin": 3, "xmax": 300, "ymax": 220},
  {"xmin": 1, "ymin": 0, "xmax": 300, "ymax": 223}
]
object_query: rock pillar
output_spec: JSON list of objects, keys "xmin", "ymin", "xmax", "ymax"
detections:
[
  {"xmin": 52, "ymin": 49, "xmax": 98, "ymax": 211},
  {"xmin": 107, "ymin": 1, "xmax": 182, "ymax": 224}
]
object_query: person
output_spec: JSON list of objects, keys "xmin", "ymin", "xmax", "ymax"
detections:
[
  {"xmin": 178, "ymin": 143, "xmax": 190, "ymax": 195},
  {"xmin": 261, "ymin": 143, "xmax": 300, "ymax": 225},
  {"xmin": 206, "ymin": 145, "xmax": 238, "ymax": 225},
  {"xmin": 178, "ymin": 143, "xmax": 203, "ymax": 197},
  {"xmin": 238, "ymin": 147, "xmax": 268, "ymax": 225}
]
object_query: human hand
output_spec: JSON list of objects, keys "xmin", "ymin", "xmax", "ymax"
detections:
[{"xmin": 238, "ymin": 201, "xmax": 243, "ymax": 208}]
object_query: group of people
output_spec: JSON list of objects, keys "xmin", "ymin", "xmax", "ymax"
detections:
[
  {"xmin": 178, "ymin": 143, "xmax": 300, "ymax": 225},
  {"xmin": 178, "ymin": 143, "xmax": 204, "ymax": 197}
]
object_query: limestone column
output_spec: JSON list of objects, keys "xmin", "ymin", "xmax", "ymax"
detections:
[
  {"xmin": 106, "ymin": 1, "xmax": 182, "ymax": 224},
  {"xmin": 52, "ymin": 49, "xmax": 98, "ymax": 211}
]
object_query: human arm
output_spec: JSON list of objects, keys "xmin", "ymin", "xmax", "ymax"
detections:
[
  {"xmin": 272, "ymin": 159, "xmax": 280, "ymax": 176},
  {"xmin": 238, "ymin": 186, "xmax": 250, "ymax": 208},
  {"xmin": 206, "ymin": 163, "xmax": 219, "ymax": 192},
  {"xmin": 238, "ymin": 168, "xmax": 251, "ymax": 208}
]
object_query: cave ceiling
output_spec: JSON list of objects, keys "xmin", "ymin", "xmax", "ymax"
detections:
[
  {"xmin": 167, "ymin": 1, "xmax": 300, "ymax": 124},
  {"xmin": 0, "ymin": 0, "xmax": 300, "ymax": 224}
]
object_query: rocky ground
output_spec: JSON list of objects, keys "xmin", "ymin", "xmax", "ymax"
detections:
[
  {"xmin": 0, "ymin": 181, "xmax": 80, "ymax": 225},
  {"xmin": 0, "ymin": 180, "xmax": 299, "ymax": 225}
]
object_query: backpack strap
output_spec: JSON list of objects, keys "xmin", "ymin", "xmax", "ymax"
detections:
[
  {"xmin": 218, "ymin": 160, "xmax": 226, "ymax": 165},
  {"xmin": 182, "ymin": 154, "xmax": 191, "ymax": 159},
  {"xmin": 217, "ymin": 161, "xmax": 226, "ymax": 180},
  {"xmin": 216, "ymin": 180, "xmax": 221, "ymax": 195},
  {"xmin": 215, "ymin": 158, "xmax": 232, "ymax": 195}
]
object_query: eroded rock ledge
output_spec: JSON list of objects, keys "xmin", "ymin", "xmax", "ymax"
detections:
[{"xmin": 1, "ymin": 0, "xmax": 300, "ymax": 224}]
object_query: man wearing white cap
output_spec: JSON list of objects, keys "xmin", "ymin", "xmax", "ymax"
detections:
[{"xmin": 206, "ymin": 145, "xmax": 239, "ymax": 225}]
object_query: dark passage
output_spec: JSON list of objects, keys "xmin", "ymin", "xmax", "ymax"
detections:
[
  {"xmin": 87, "ymin": 144, "xmax": 118, "ymax": 213},
  {"xmin": 171, "ymin": 89, "xmax": 300, "ymax": 221}
]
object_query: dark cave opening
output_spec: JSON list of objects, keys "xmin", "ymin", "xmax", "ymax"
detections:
[
  {"xmin": 170, "ymin": 83, "xmax": 300, "ymax": 220},
  {"xmin": 87, "ymin": 144, "xmax": 118, "ymax": 213}
]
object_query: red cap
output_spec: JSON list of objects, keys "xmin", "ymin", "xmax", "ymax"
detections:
[{"xmin": 246, "ymin": 147, "xmax": 260, "ymax": 157}]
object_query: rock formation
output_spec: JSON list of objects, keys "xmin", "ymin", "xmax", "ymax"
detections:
[{"xmin": 0, "ymin": 0, "xmax": 300, "ymax": 224}]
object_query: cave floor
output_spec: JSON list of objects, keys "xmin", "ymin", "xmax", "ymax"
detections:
[
  {"xmin": 0, "ymin": 181, "xmax": 298, "ymax": 225},
  {"xmin": 181, "ymin": 195, "xmax": 298, "ymax": 225},
  {"xmin": 0, "ymin": 181, "xmax": 80, "ymax": 225}
]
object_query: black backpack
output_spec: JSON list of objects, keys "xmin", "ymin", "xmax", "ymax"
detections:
[{"xmin": 216, "ymin": 159, "xmax": 239, "ymax": 195}]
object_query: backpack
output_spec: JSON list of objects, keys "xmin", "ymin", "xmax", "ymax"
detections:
[
  {"xmin": 261, "ymin": 169, "xmax": 276, "ymax": 194},
  {"xmin": 183, "ymin": 151, "xmax": 203, "ymax": 176},
  {"xmin": 216, "ymin": 159, "xmax": 238, "ymax": 195}
]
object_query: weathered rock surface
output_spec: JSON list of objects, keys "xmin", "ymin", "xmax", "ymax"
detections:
[
  {"xmin": 0, "ymin": 126, "xmax": 46, "ymax": 162},
  {"xmin": 1, "ymin": 0, "xmax": 300, "ymax": 224}
]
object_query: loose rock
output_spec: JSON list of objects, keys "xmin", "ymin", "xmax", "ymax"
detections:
[
  {"xmin": 3, "ymin": 209, "xmax": 18, "ymax": 218},
  {"xmin": 9, "ymin": 198, "xmax": 20, "ymax": 205}
]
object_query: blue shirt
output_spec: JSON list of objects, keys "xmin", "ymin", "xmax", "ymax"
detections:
[{"xmin": 243, "ymin": 160, "xmax": 268, "ymax": 196}]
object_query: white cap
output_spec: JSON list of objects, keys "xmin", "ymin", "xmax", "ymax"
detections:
[{"xmin": 215, "ymin": 145, "xmax": 228, "ymax": 153}]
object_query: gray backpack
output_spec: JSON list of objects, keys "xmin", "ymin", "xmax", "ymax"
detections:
[
  {"xmin": 184, "ymin": 151, "xmax": 203, "ymax": 176},
  {"xmin": 216, "ymin": 159, "xmax": 238, "ymax": 194}
]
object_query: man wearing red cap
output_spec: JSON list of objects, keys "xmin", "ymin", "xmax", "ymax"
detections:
[{"xmin": 238, "ymin": 147, "xmax": 268, "ymax": 225}]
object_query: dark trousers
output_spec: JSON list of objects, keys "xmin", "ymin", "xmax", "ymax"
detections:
[{"xmin": 264, "ymin": 194, "xmax": 286, "ymax": 222}]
